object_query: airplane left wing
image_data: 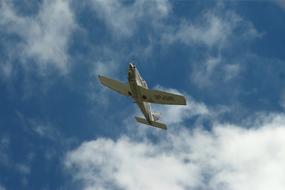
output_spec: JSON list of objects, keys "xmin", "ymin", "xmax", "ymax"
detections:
[
  {"xmin": 98, "ymin": 75, "xmax": 130, "ymax": 96},
  {"xmin": 138, "ymin": 86, "xmax": 187, "ymax": 105}
]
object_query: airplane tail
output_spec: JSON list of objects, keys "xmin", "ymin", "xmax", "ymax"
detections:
[
  {"xmin": 135, "ymin": 116, "xmax": 167, "ymax": 130},
  {"xmin": 151, "ymin": 112, "xmax": 160, "ymax": 121}
]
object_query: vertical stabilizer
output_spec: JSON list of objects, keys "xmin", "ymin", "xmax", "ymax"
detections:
[{"xmin": 151, "ymin": 112, "xmax": 160, "ymax": 121}]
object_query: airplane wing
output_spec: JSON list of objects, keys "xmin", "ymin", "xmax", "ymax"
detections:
[
  {"xmin": 138, "ymin": 86, "xmax": 186, "ymax": 105},
  {"xmin": 98, "ymin": 75, "xmax": 130, "ymax": 96}
]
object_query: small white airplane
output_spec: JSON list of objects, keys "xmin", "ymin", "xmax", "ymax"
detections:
[{"xmin": 98, "ymin": 63, "xmax": 187, "ymax": 130}]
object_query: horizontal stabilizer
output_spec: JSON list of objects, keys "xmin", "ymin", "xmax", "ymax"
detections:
[{"xmin": 135, "ymin": 116, "xmax": 167, "ymax": 130}]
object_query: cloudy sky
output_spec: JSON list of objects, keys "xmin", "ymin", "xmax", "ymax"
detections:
[{"xmin": 1, "ymin": 0, "xmax": 285, "ymax": 189}]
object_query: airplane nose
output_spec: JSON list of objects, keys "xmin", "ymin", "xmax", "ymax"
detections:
[{"xmin": 129, "ymin": 63, "xmax": 135, "ymax": 69}]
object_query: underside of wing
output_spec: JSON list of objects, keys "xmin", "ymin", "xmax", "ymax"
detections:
[
  {"xmin": 98, "ymin": 75, "xmax": 130, "ymax": 96},
  {"xmin": 138, "ymin": 86, "xmax": 186, "ymax": 105}
]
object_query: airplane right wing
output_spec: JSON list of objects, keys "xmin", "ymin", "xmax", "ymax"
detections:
[
  {"xmin": 138, "ymin": 86, "xmax": 187, "ymax": 105},
  {"xmin": 98, "ymin": 75, "xmax": 130, "ymax": 96}
]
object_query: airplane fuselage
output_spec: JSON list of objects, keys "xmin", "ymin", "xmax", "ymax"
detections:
[{"xmin": 128, "ymin": 64, "xmax": 153, "ymax": 122}]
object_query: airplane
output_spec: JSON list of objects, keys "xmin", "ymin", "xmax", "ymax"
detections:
[{"xmin": 98, "ymin": 63, "xmax": 187, "ymax": 130}]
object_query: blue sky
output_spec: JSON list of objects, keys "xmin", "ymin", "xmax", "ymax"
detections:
[{"xmin": 1, "ymin": 0, "xmax": 285, "ymax": 189}]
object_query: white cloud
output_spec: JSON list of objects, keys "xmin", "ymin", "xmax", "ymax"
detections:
[
  {"xmin": 281, "ymin": 90, "xmax": 285, "ymax": 110},
  {"xmin": 65, "ymin": 137, "xmax": 202, "ymax": 190},
  {"xmin": 65, "ymin": 84, "xmax": 285, "ymax": 190},
  {"xmin": 0, "ymin": 62, "xmax": 13, "ymax": 80},
  {"xmin": 88, "ymin": 0, "xmax": 261, "ymax": 49},
  {"xmin": 158, "ymin": 5, "xmax": 260, "ymax": 89},
  {"xmin": 0, "ymin": 135, "xmax": 10, "ymax": 167},
  {"xmin": 0, "ymin": 185, "xmax": 6, "ymax": 190},
  {"xmin": 84, "ymin": 2, "xmax": 258, "ymax": 91},
  {"xmin": 93, "ymin": 59, "xmax": 119, "ymax": 77},
  {"xmin": 223, "ymin": 64, "xmax": 240, "ymax": 81},
  {"xmin": 162, "ymin": 9, "xmax": 260, "ymax": 49},
  {"xmin": 31, "ymin": 122, "xmax": 60, "ymax": 141},
  {"xmin": 87, "ymin": 58, "xmax": 123, "ymax": 107},
  {"xmin": 16, "ymin": 164, "xmax": 30, "ymax": 175},
  {"xmin": 191, "ymin": 56, "xmax": 240, "ymax": 89},
  {"xmin": 0, "ymin": 0, "xmax": 76, "ymax": 73},
  {"xmin": 89, "ymin": 0, "xmax": 171, "ymax": 38},
  {"xmin": 192, "ymin": 56, "xmax": 222, "ymax": 89},
  {"xmin": 65, "ymin": 87, "xmax": 285, "ymax": 190},
  {"xmin": 163, "ymin": 14, "xmax": 230, "ymax": 48},
  {"xmin": 15, "ymin": 111, "xmax": 61, "ymax": 142},
  {"xmin": 84, "ymin": 1, "xmax": 260, "ymax": 94},
  {"xmin": 66, "ymin": 112, "xmax": 285, "ymax": 190},
  {"xmin": 0, "ymin": 136, "xmax": 10, "ymax": 149},
  {"xmin": 275, "ymin": 0, "xmax": 285, "ymax": 9},
  {"xmin": 151, "ymin": 87, "xmax": 210, "ymax": 124}
]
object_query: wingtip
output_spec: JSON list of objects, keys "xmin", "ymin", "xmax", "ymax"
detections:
[
  {"xmin": 180, "ymin": 96, "xmax": 187, "ymax": 105},
  {"xmin": 98, "ymin": 75, "xmax": 105, "ymax": 83},
  {"xmin": 98, "ymin": 75, "xmax": 102, "ymax": 83}
]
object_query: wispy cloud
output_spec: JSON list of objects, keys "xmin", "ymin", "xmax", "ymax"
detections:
[
  {"xmin": 0, "ymin": 134, "xmax": 31, "ymax": 187},
  {"xmin": 275, "ymin": 0, "xmax": 285, "ymax": 9},
  {"xmin": 89, "ymin": 0, "xmax": 170, "ymax": 38},
  {"xmin": 86, "ymin": 0, "xmax": 261, "ymax": 93},
  {"xmin": 0, "ymin": 185, "xmax": 6, "ymax": 190},
  {"xmin": 151, "ymin": 87, "xmax": 210, "ymax": 125},
  {"xmin": 16, "ymin": 111, "xmax": 61, "ymax": 141},
  {"xmin": 158, "ymin": 5, "xmax": 261, "ymax": 90},
  {"xmin": 0, "ymin": 0, "xmax": 76, "ymax": 74},
  {"xmin": 0, "ymin": 135, "xmax": 10, "ymax": 168},
  {"xmin": 191, "ymin": 56, "xmax": 241, "ymax": 89},
  {"xmin": 162, "ymin": 7, "xmax": 261, "ymax": 48},
  {"xmin": 0, "ymin": 62, "xmax": 13, "ymax": 80}
]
